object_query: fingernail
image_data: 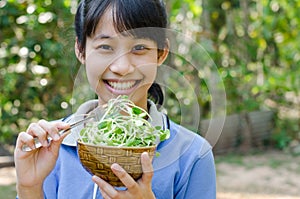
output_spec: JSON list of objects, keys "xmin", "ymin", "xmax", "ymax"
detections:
[
  {"xmin": 58, "ymin": 122, "xmax": 69, "ymax": 128},
  {"xmin": 111, "ymin": 163, "xmax": 123, "ymax": 172},
  {"xmin": 54, "ymin": 134, "xmax": 60, "ymax": 141},
  {"xmin": 92, "ymin": 175, "xmax": 100, "ymax": 181},
  {"xmin": 92, "ymin": 175, "xmax": 105, "ymax": 185},
  {"xmin": 142, "ymin": 152, "xmax": 150, "ymax": 160}
]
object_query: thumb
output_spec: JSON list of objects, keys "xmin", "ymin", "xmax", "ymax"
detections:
[
  {"xmin": 55, "ymin": 121, "xmax": 70, "ymax": 130},
  {"xmin": 141, "ymin": 152, "xmax": 154, "ymax": 184},
  {"xmin": 48, "ymin": 122, "xmax": 70, "ymax": 153}
]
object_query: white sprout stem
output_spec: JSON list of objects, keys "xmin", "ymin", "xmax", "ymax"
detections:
[{"xmin": 78, "ymin": 95, "xmax": 169, "ymax": 147}]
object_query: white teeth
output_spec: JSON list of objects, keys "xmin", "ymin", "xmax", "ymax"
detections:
[{"xmin": 107, "ymin": 81, "xmax": 136, "ymax": 90}]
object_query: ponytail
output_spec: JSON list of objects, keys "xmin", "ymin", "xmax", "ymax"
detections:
[{"xmin": 148, "ymin": 82, "xmax": 164, "ymax": 107}]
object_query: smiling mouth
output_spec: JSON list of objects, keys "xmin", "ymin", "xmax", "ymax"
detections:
[{"xmin": 104, "ymin": 80, "xmax": 141, "ymax": 90}]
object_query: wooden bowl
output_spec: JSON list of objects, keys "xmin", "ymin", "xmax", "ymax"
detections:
[{"xmin": 77, "ymin": 140, "xmax": 156, "ymax": 187}]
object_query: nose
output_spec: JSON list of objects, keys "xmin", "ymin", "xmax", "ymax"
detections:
[{"xmin": 109, "ymin": 53, "xmax": 134, "ymax": 76}]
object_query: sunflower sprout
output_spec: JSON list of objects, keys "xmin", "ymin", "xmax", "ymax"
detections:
[{"xmin": 79, "ymin": 95, "xmax": 170, "ymax": 147}]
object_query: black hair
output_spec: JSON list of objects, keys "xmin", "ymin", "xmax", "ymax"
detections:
[{"xmin": 75, "ymin": 0, "xmax": 168, "ymax": 106}]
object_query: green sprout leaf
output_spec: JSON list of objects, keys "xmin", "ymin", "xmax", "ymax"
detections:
[
  {"xmin": 79, "ymin": 95, "xmax": 170, "ymax": 147},
  {"xmin": 132, "ymin": 107, "xmax": 143, "ymax": 115}
]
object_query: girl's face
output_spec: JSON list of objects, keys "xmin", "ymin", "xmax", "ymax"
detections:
[{"xmin": 78, "ymin": 8, "xmax": 168, "ymax": 110}]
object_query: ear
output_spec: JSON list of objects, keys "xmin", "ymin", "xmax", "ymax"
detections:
[
  {"xmin": 157, "ymin": 39, "xmax": 170, "ymax": 66},
  {"xmin": 75, "ymin": 37, "xmax": 85, "ymax": 64}
]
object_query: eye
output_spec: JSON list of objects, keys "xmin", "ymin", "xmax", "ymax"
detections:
[
  {"xmin": 132, "ymin": 44, "xmax": 148, "ymax": 52},
  {"xmin": 97, "ymin": 45, "xmax": 113, "ymax": 51}
]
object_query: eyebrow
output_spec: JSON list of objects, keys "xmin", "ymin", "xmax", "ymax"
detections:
[
  {"xmin": 93, "ymin": 34, "xmax": 113, "ymax": 41},
  {"xmin": 92, "ymin": 33, "xmax": 154, "ymax": 44}
]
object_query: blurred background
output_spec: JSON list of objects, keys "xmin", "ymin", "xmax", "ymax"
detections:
[{"xmin": 0, "ymin": 0, "xmax": 299, "ymax": 198}]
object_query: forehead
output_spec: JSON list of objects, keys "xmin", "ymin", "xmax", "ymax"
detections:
[
  {"xmin": 90, "ymin": 7, "xmax": 157, "ymax": 41},
  {"xmin": 92, "ymin": 8, "xmax": 117, "ymax": 37}
]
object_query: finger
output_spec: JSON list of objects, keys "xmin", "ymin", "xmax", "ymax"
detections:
[
  {"xmin": 26, "ymin": 123, "xmax": 49, "ymax": 147},
  {"xmin": 92, "ymin": 175, "xmax": 117, "ymax": 198},
  {"xmin": 38, "ymin": 120, "xmax": 59, "ymax": 141},
  {"xmin": 141, "ymin": 152, "xmax": 154, "ymax": 184},
  {"xmin": 52, "ymin": 121, "xmax": 71, "ymax": 137},
  {"xmin": 15, "ymin": 132, "xmax": 37, "ymax": 152},
  {"xmin": 54, "ymin": 121, "xmax": 70, "ymax": 131},
  {"xmin": 48, "ymin": 133, "xmax": 67, "ymax": 153},
  {"xmin": 38, "ymin": 120, "xmax": 68, "ymax": 141},
  {"xmin": 99, "ymin": 187, "xmax": 112, "ymax": 199},
  {"xmin": 111, "ymin": 163, "xmax": 138, "ymax": 191},
  {"xmin": 46, "ymin": 122, "xmax": 70, "ymax": 153}
]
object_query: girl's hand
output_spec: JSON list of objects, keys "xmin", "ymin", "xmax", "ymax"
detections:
[
  {"xmin": 14, "ymin": 120, "xmax": 70, "ymax": 198},
  {"xmin": 92, "ymin": 152, "xmax": 156, "ymax": 199}
]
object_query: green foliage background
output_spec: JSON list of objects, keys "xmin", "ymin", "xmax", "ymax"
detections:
[{"xmin": 0, "ymin": 0, "xmax": 299, "ymax": 149}]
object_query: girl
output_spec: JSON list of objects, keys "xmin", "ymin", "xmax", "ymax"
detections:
[{"xmin": 14, "ymin": 0, "xmax": 216, "ymax": 198}]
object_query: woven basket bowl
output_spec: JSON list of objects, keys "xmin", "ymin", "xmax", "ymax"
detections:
[{"xmin": 77, "ymin": 140, "xmax": 156, "ymax": 187}]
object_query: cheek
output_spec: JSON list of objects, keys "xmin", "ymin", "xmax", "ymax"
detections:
[
  {"xmin": 138, "ymin": 63, "xmax": 158, "ymax": 81},
  {"xmin": 85, "ymin": 53, "xmax": 109, "ymax": 89},
  {"xmin": 135, "ymin": 53, "xmax": 158, "ymax": 80}
]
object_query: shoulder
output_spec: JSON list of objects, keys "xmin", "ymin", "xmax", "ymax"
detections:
[
  {"xmin": 153, "ymin": 119, "xmax": 213, "ymax": 169},
  {"xmin": 161, "ymin": 119, "xmax": 212, "ymax": 156}
]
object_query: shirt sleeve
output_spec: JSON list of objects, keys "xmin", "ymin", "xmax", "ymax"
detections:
[
  {"xmin": 43, "ymin": 163, "xmax": 59, "ymax": 198},
  {"xmin": 183, "ymin": 150, "xmax": 216, "ymax": 199}
]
